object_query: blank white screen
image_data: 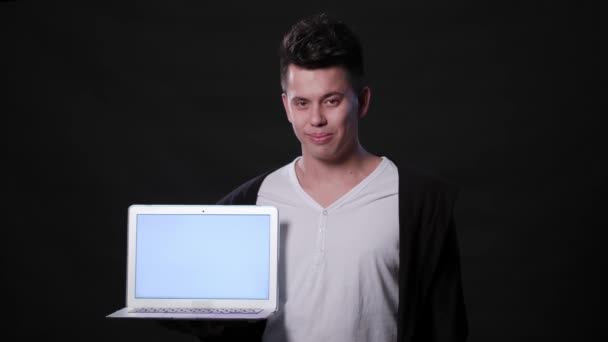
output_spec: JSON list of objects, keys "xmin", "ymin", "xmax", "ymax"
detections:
[{"xmin": 135, "ymin": 214, "xmax": 270, "ymax": 299}]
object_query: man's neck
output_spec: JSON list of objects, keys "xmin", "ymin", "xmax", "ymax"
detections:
[
  {"xmin": 294, "ymin": 145, "xmax": 382, "ymax": 208},
  {"xmin": 297, "ymin": 146, "xmax": 380, "ymax": 185}
]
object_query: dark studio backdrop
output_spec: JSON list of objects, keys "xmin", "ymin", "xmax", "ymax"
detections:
[{"xmin": 5, "ymin": 0, "xmax": 605, "ymax": 341}]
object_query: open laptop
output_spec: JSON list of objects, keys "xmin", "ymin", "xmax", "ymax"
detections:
[{"xmin": 107, "ymin": 204, "xmax": 279, "ymax": 320}]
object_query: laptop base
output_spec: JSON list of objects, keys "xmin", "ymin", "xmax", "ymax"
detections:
[{"xmin": 107, "ymin": 307, "xmax": 273, "ymax": 320}]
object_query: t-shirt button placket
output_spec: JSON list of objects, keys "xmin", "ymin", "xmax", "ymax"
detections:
[{"xmin": 316, "ymin": 209, "xmax": 329, "ymax": 263}]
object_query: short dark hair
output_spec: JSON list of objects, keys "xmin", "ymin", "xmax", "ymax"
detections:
[{"xmin": 279, "ymin": 13, "xmax": 365, "ymax": 93}]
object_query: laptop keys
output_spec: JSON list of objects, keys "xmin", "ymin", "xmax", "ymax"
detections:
[{"xmin": 130, "ymin": 308, "xmax": 263, "ymax": 314}]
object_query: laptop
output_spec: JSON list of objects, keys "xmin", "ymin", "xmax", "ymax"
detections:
[{"xmin": 107, "ymin": 204, "xmax": 279, "ymax": 320}]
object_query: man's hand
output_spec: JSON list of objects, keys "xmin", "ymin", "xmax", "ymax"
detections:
[{"xmin": 157, "ymin": 320, "xmax": 225, "ymax": 341}]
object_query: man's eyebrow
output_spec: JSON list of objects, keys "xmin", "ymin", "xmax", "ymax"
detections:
[
  {"xmin": 291, "ymin": 92, "xmax": 344, "ymax": 102},
  {"xmin": 321, "ymin": 92, "xmax": 344, "ymax": 99}
]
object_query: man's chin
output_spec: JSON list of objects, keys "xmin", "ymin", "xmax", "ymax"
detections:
[{"xmin": 306, "ymin": 149, "xmax": 350, "ymax": 164}]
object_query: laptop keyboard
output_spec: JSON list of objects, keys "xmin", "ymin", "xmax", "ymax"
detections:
[{"xmin": 130, "ymin": 308, "xmax": 263, "ymax": 314}]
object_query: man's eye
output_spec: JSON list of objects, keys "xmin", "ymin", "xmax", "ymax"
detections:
[
  {"xmin": 326, "ymin": 98, "xmax": 340, "ymax": 106},
  {"xmin": 295, "ymin": 101, "xmax": 307, "ymax": 107}
]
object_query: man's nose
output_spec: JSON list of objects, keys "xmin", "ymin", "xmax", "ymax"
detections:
[{"xmin": 310, "ymin": 104, "xmax": 327, "ymax": 126}]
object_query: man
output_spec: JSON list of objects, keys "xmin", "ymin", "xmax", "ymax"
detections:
[{"xmin": 170, "ymin": 13, "xmax": 467, "ymax": 342}]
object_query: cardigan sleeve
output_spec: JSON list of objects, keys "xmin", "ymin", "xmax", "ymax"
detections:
[
  {"xmin": 396, "ymin": 163, "xmax": 468, "ymax": 342},
  {"xmin": 422, "ymin": 214, "xmax": 468, "ymax": 342}
]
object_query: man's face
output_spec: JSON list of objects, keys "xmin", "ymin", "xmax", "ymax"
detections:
[{"xmin": 282, "ymin": 64, "xmax": 370, "ymax": 163}]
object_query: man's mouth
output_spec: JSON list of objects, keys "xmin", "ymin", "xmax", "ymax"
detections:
[{"xmin": 307, "ymin": 133, "xmax": 333, "ymax": 144}]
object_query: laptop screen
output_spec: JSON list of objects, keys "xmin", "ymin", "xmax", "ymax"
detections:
[{"xmin": 134, "ymin": 214, "xmax": 271, "ymax": 300}]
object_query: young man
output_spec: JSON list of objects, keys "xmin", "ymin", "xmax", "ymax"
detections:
[{"xmin": 212, "ymin": 13, "xmax": 468, "ymax": 342}]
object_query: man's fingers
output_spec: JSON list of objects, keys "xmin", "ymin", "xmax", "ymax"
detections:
[{"xmin": 203, "ymin": 321, "xmax": 225, "ymax": 336}]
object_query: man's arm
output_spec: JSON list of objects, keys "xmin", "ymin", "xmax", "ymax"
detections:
[
  {"xmin": 396, "ymin": 163, "xmax": 468, "ymax": 342},
  {"xmin": 422, "ymin": 215, "xmax": 468, "ymax": 342},
  {"xmin": 158, "ymin": 171, "xmax": 274, "ymax": 341}
]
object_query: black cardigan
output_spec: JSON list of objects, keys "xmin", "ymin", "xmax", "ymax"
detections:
[{"xmin": 197, "ymin": 158, "xmax": 468, "ymax": 342}]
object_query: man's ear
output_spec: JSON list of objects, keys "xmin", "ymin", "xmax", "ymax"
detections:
[
  {"xmin": 357, "ymin": 86, "xmax": 371, "ymax": 119},
  {"xmin": 282, "ymin": 92, "xmax": 293, "ymax": 123}
]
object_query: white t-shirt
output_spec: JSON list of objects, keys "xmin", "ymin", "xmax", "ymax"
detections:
[{"xmin": 257, "ymin": 156, "xmax": 400, "ymax": 342}]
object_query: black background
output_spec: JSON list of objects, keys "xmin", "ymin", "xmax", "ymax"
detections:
[{"xmin": 6, "ymin": 1, "xmax": 605, "ymax": 341}]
